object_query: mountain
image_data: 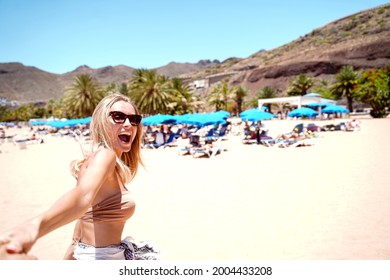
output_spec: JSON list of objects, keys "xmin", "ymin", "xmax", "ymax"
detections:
[
  {"xmin": 154, "ymin": 60, "xmax": 219, "ymax": 77},
  {"xmin": 1, "ymin": 4, "xmax": 389, "ymax": 104},
  {"xmin": 187, "ymin": 4, "xmax": 390, "ymax": 98},
  {"xmin": 0, "ymin": 63, "xmax": 60, "ymax": 102},
  {"xmin": 0, "ymin": 59, "xmax": 218, "ymax": 104}
]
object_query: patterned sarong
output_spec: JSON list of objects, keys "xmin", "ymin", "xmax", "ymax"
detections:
[{"xmin": 73, "ymin": 236, "xmax": 159, "ymax": 260}]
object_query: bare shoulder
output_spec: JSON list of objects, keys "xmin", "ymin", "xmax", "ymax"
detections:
[
  {"xmin": 93, "ymin": 147, "xmax": 116, "ymax": 159},
  {"xmin": 86, "ymin": 147, "xmax": 117, "ymax": 169}
]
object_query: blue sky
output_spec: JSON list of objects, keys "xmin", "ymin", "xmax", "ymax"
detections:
[{"xmin": 0, "ymin": 0, "xmax": 388, "ymax": 74}]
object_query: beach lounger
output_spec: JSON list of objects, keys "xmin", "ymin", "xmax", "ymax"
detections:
[
  {"xmin": 273, "ymin": 136, "xmax": 318, "ymax": 148},
  {"xmin": 192, "ymin": 146, "xmax": 211, "ymax": 158},
  {"xmin": 160, "ymin": 132, "xmax": 177, "ymax": 148},
  {"xmin": 192, "ymin": 138, "xmax": 225, "ymax": 158},
  {"xmin": 287, "ymin": 137, "xmax": 318, "ymax": 148},
  {"xmin": 273, "ymin": 139, "xmax": 297, "ymax": 148}
]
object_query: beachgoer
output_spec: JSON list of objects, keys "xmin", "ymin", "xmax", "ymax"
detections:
[
  {"xmin": 177, "ymin": 132, "xmax": 190, "ymax": 147},
  {"xmin": 243, "ymin": 121, "xmax": 250, "ymax": 136},
  {"xmin": 193, "ymin": 140, "xmax": 214, "ymax": 157},
  {"xmin": 255, "ymin": 121, "xmax": 268, "ymax": 144},
  {"xmin": 275, "ymin": 127, "xmax": 303, "ymax": 141},
  {"xmin": 176, "ymin": 132, "xmax": 192, "ymax": 155},
  {"xmin": 142, "ymin": 125, "xmax": 155, "ymax": 145},
  {"xmin": 0, "ymin": 127, "xmax": 5, "ymax": 151},
  {"xmin": 0, "ymin": 93, "xmax": 159, "ymax": 260},
  {"xmin": 154, "ymin": 126, "xmax": 166, "ymax": 147},
  {"xmin": 29, "ymin": 133, "xmax": 44, "ymax": 143},
  {"xmin": 346, "ymin": 118, "xmax": 361, "ymax": 131}
]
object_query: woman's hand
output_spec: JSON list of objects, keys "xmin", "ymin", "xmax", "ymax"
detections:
[
  {"xmin": 0, "ymin": 246, "xmax": 38, "ymax": 260},
  {"xmin": 0, "ymin": 218, "xmax": 40, "ymax": 254}
]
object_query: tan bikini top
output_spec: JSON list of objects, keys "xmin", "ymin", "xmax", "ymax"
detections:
[{"xmin": 80, "ymin": 191, "xmax": 135, "ymax": 223}]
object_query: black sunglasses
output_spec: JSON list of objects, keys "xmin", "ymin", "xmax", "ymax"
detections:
[{"xmin": 109, "ymin": 111, "xmax": 142, "ymax": 126}]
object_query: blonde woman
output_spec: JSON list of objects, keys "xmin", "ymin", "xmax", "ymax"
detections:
[{"xmin": 0, "ymin": 93, "xmax": 158, "ymax": 260}]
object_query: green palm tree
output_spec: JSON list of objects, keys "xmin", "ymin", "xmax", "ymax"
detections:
[
  {"xmin": 207, "ymin": 86, "xmax": 225, "ymax": 111},
  {"xmin": 312, "ymin": 79, "xmax": 332, "ymax": 99},
  {"xmin": 45, "ymin": 98, "xmax": 57, "ymax": 116},
  {"xmin": 63, "ymin": 74, "xmax": 104, "ymax": 118},
  {"xmin": 232, "ymin": 85, "xmax": 247, "ymax": 115},
  {"xmin": 0, "ymin": 106, "xmax": 9, "ymax": 122},
  {"xmin": 104, "ymin": 82, "xmax": 118, "ymax": 95},
  {"xmin": 45, "ymin": 98, "xmax": 66, "ymax": 118},
  {"xmin": 129, "ymin": 69, "xmax": 173, "ymax": 115},
  {"xmin": 56, "ymin": 97, "xmax": 68, "ymax": 118},
  {"xmin": 168, "ymin": 77, "xmax": 195, "ymax": 114},
  {"xmin": 255, "ymin": 86, "xmax": 277, "ymax": 112},
  {"xmin": 208, "ymin": 79, "xmax": 234, "ymax": 111},
  {"xmin": 330, "ymin": 65, "xmax": 360, "ymax": 112},
  {"xmin": 13, "ymin": 105, "xmax": 32, "ymax": 121},
  {"xmin": 118, "ymin": 82, "xmax": 131, "ymax": 96},
  {"xmin": 287, "ymin": 73, "xmax": 314, "ymax": 96},
  {"xmin": 221, "ymin": 79, "xmax": 235, "ymax": 111}
]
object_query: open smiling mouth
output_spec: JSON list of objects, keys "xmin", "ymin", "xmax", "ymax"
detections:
[{"xmin": 118, "ymin": 134, "xmax": 131, "ymax": 143}]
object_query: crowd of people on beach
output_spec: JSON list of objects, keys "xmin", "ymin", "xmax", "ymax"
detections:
[
  {"xmin": 0, "ymin": 122, "xmax": 92, "ymax": 151},
  {"xmin": 1, "ymin": 114, "xmax": 363, "ymax": 154},
  {"xmin": 141, "ymin": 123, "xmax": 228, "ymax": 158},
  {"xmin": 138, "ymin": 116, "xmax": 363, "ymax": 153},
  {"xmin": 238, "ymin": 117, "xmax": 362, "ymax": 148}
]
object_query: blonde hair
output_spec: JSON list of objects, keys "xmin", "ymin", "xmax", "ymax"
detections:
[{"xmin": 71, "ymin": 93, "xmax": 143, "ymax": 184}]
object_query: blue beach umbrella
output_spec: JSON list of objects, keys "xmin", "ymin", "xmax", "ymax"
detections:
[
  {"xmin": 185, "ymin": 113, "xmax": 227, "ymax": 127},
  {"xmin": 322, "ymin": 104, "xmax": 350, "ymax": 114},
  {"xmin": 173, "ymin": 113, "xmax": 194, "ymax": 124},
  {"xmin": 45, "ymin": 120, "xmax": 68, "ymax": 128},
  {"xmin": 288, "ymin": 107, "xmax": 318, "ymax": 118},
  {"xmin": 240, "ymin": 107, "xmax": 268, "ymax": 117},
  {"xmin": 44, "ymin": 117, "xmax": 92, "ymax": 128},
  {"xmin": 208, "ymin": 111, "xmax": 230, "ymax": 121},
  {"xmin": 240, "ymin": 109, "xmax": 276, "ymax": 122},
  {"xmin": 192, "ymin": 113, "xmax": 226, "ymax": 126},
  {"xmin": 142, "ymin": 114, "xmax": 176, "ymax": 126},
  {"xmin": 65, "ymin": 117, "xmax": 92, "ymax": 126},
  {"xmin": 79, "ymin": 116, "xmax": 92, "ymax": 124}
]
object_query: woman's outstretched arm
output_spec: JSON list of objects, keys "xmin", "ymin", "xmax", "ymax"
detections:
[{"xmin": 0, "ymin": 148, "xmax": 116, "ymax": 254}]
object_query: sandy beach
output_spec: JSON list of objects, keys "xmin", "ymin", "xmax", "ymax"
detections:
[{"xmin": 0, "ymin": 117, "xmax": 389, "ymax": 260}]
